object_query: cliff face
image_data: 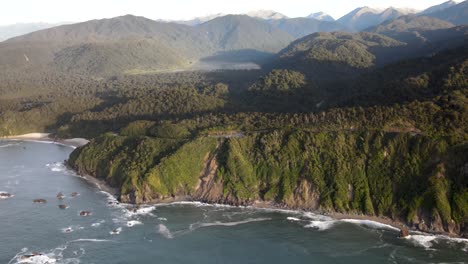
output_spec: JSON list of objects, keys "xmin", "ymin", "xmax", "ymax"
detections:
[{"xmin": 68, "ymin": 130, "xmax": 468, "ymax": 237}]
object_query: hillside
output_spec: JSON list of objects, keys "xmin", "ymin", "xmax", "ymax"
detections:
[
  {"xmin": 337, "ymin": 7, "xmax": 413, "ymax": 31},
  {"xmin": 428, "ymin": 0, "xmax": 468, "ymax": 25},
  {"xmin": 271, "ymin": 31, "xmax": 405, "ymax": 81},
  {"xmin": 307, "ymin": 12, "xmax": 335, "ymax": 22},
  {"xmin": 0, "ymin": 22, "xmax": 69, "ymax": 42},
  {"xmin": 272, "ymin": 26, "xmax": 468, "ymax": 82},
  {"xmin": 420, "ymin": 0, "xmax": 458, "ymax": 15},
  {"xmin": 365, "ymin": 15, "xmax": 455, "ymax": 43},
  {"xmin": 268, "ymin": 18, "xmax": 347, "ymax": 39},
  {"xmin": 197, "ymin": 15, "xmax": 293, "ymax": 53},
  {"xmin": 0, "ymin": 15, "xmax": 294, "ymax": 76},
  {"xmin": 65, "ymin": 44, "xmax": 468, "ymax": 236}
]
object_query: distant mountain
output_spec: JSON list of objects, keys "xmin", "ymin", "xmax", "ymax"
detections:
[
  {"xmin": 197, "ymin": 15, "xmax": 293, "ymax": 53},
  {"xmin": 272, "ymin": 25, "xmax": 467, "ymax": 81},
  {"xmin": 246, "ymin": 10, "xmax": 288, "ymax": 20},
  {"xmin": 337, "ymin": 7, "xmax": 415, "ymax": 31},
  {"xmin": 307, "ymin": 12, "xmax": 335, "ymax": 22},
  {"xmin": 366, "ymin": 15, "xmax": 455, "ymax": 43},
  {"xmin": 420, "ymin": 0, "xmax": 458, "ymax": 15},
  {"xmin": 172, "ymin": 10, "xmax": 287, "ymax": 26},
  {"xmin": 175, "ymin": 13, "xmax": 224, "ymax": 26},
  {"xmin": 268, "ymin": 18, "xmax": 347, "ymax": 38},
  {"xmin": 0, "ymin": 22, "xmax": 69, "ymax": 41},
  {"xmin": 427, "ymin": 0, "xmax": 468, "ymax": 25},
  {"xmin": 272, "ymin": 32, "xmax": 405, "ymax": 80},
  {"xmin": 0, "ymin": 15, "xmax": 294, "ymax": 76}
]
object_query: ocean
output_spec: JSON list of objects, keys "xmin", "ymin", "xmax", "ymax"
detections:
[{"xmin": 1, "ymin": 140, "xmax": 467, "ymax": 264}]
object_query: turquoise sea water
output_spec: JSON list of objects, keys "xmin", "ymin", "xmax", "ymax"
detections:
[{"xmin": 0, "ymin": 140, "xmax": 467, "ymax": 264}]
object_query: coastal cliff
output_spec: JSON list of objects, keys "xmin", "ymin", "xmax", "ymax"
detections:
[{"xmin": 68, "ymin": 129, "xmax": 468, "ymax": 238}]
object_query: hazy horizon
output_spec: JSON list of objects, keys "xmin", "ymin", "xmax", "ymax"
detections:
[{"xmin": 0, "ymin": 0, "xmax": 461, "ymax": 26}]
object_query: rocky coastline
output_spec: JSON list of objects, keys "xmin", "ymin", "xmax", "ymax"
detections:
[{"xmin": 67, "ymin": 162, "xmax": 466, "ymax": 239}]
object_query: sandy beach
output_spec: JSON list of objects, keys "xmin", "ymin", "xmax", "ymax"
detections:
[{"xmin": 1, "ymin": 133, "xmax": 89, "ymax": 148}]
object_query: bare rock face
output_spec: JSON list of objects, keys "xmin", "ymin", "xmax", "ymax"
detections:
[
  {"xmin": 417, "ymin": 221, "xmax": 428, "ymax": 232},
  {"xmin": 33, "ymin": 199, "xmax": 47, "ymax": 203},
  {"xmin": 194, "ymin": 154, "xmax": 224, "ymax": 203},
  {"xmin": 398, "ymin": 227, "xmax": 410, "ymax": 238},
  {"xmin": 284, "ymin": 179, "xmax": 320, "ymax": 210},
  {"xmin": 79, "ymin": 210, "xmax": 92, "ymax": 216}
]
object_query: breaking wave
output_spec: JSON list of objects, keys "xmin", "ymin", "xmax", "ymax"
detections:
[
  {"xmin": 340, "ymin": 219, "xmax": 400, "ymax": 232},
  {"xmin": 157, "ymin": 224, "xmax": 174, "ymax": 239},
  {"xmin": 305, "ymin": 220, "xmax": 337, "ymax": 231}
]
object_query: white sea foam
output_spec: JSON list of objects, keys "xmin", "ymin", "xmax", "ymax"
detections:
[
  {"xmin": 157, "ymin": 224, "xmax": 174, "ymax": 239},
  {"xmin": 302, "ymin": 212, "xmax": 334, "ymax": 221},
  {"xmin": 158, "ymin": 217, "xmax": 168, "ymax": 221},
  {"xmin": 124, "ymin": 205, "xmax": 156, "ymax": 217},
  {"xmin": 91, "ymin": 220, "xmax": 105, "ymax": 228},
  {"xmin": 61, "ymin": 227, "xmax": 74, "ymax": 233},
  {"xmin": 341, "ymin": 219, "xmax": 400, "ymax": 231},
  {"xmin": 305, "ymin": 220, "xmax": 337, "ymax": 231},
  {"xmin": 287, "ymin": 217, "xmax": 301, "ymax": 221},
  {"xmin": 408, "ymin": 235, "xmax": 438, "ymax": 249},
  {"xmin": 45, "ymin": 162, "xmax": 66, "ymax": 172},
  {"xmin": 13, "ymin": 254, "xmax": 57, "ymax": 264},
  {"xmin": 110, "ymin": 227, "xmax": 122, "ymax": 235},
  {"xmin": 70, "ymin": 238, "xmax": 111, "ymax": 243},
  {"xmin": 0, "ymin": 142, "xmax": 20, "ymax": 148},
  {"xmin": 193, "ymin": 217, "xmax": 271, "ymax": 228},
  {"xmin": 126, "ymin": 220, "xmax": 143, "ymax": 227}
]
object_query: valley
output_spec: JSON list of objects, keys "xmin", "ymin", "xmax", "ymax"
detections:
[{"xmin": 0, "ymin": 1, "xmax": 468, "ymax": 262}]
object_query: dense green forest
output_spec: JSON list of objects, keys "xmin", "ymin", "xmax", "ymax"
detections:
[
  {"xmin": 1, "ymin": 17, "xmax": 467, "ymax": 238},
  {"xmin": 66, "ymin": 43, "xmax": 468, "ymax": 237}
]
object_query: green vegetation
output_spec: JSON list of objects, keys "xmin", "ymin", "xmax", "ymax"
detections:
[
  {"xmin": 249, "ymin": 69, "xmax": 306, "ymax": 93},
  {"xmin": 1, "ymin": 19, "xmax": 467, "ymax": 236},
  {"xmin": 68, "ymin": 129, "xmax": 468, "ymax": 235}
]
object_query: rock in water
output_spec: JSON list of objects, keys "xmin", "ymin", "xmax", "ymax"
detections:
[
  {"xmin": 58, "ymin": 204, "xmax": 68, "ymax": 209},
  {"xmin": 33, "ymin": 199, "xmax": 47, "ymax": 203},
  {"xmin": 398, "ymin": 227, "xmax": 410, "ymax": 238},
  {"xmin": 71, "ymin": 192, "xmax": 79, "ymax": 197},
  {"xmin": 57, "ymin": 192, "xmax": 65, "ymax": 199},
  {"xmin": 0, "ymin": 192, "xmax": 13, "ymax": 199},
  {"xmin": 79, "ymin": 210, "xmax": 91, "ymax": 216}
]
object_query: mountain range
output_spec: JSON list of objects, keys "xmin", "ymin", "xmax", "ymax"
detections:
[
  {"xmin": 0, "ymin": 22, "xmax": 69, "ymax": 41},
  {"xmin": 1, "ymin": 0, "xmax": 467, "ymax": 240},
  {"xmin": 0, "ymin": 0, "xmax": 466, "ymax": 77}
]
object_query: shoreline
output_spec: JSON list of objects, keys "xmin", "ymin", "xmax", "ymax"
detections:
[
  {"xmin": 3, "ymin": 134, "xmax": 464, "ymax": 239},
  {"xmin": 1, "ymin": 133, "xmax": 89, "ymax": 148}
]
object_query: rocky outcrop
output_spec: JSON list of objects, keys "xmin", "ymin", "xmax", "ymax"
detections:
[
  {"xmin": 67, "ymin": 131, "xmax": 468, "ymax": 238},
  {"xmin": 79, "ymin": 210, "xmax": 91, "ymax": 216},
  {"xmin": 193, "ymin": 154, "xmax": 224, "ymax": 203},
  {"xmin": 0, "ymin": 192, "xmax": 13, "ymax": 199},
  {"xmin": 398, "ymin": 227, "xmax": 410, "ymax": 238}
]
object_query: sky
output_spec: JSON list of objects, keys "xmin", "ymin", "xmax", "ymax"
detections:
[{"xmin": 0, "ymin": 0, "xmax": 458, "ymax": 25}]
